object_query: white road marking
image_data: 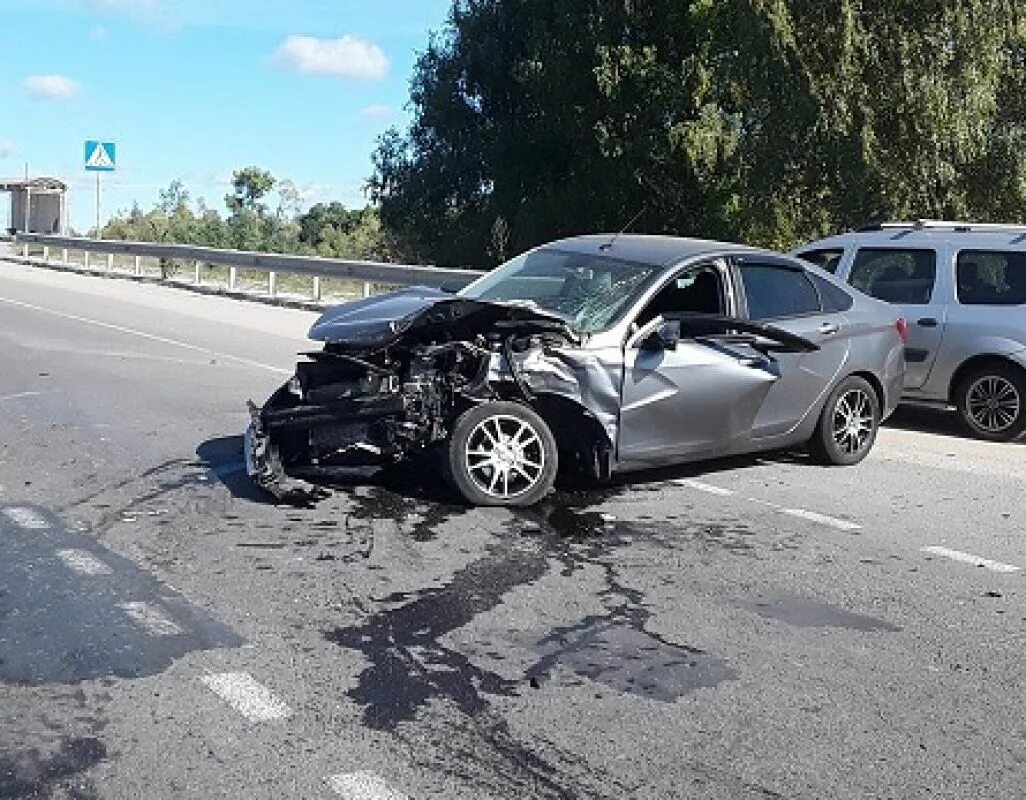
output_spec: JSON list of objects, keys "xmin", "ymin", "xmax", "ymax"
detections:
[
  {"xmin": 0, "ymin": 295, "xmax": 291, "ymax": 375},
  {"xmin": 779, "ymin": 508, "xmax": 862, "ymax": 532},
  {"xmin": 674, "ymin": 478, "xmax": 735, "ymax": 496},
  {"xmin": 117, "ymin": 601, "xmax": 184, "ymax": 636},
  {"xmin": 57, "ymin": 549, "xmax": 112, "ymax": 576},
  {"xmin": 921, "ymin": 546, "xmax": 1021, "ymax": 574},
  {"xmin": 326, "ymin": 772, "xmax": 409, "ymax": 800},
  {"xmin": 0, "ymin": 391, "xmax": 44, "ymax": 403},
  {"xmin": 200, "ymin": 672, "xmax": 292, "ymax": 721},
  {"xmin": 2, "ymin": 506, "xmax": 50, "ymax": 530}
]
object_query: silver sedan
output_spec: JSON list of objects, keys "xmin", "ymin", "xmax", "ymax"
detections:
[{"xmin": 247, "ymin": 235, "xmax": 907, "ymax": 506}]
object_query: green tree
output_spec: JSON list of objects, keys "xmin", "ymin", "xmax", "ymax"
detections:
[
  {"xmin": 225, "ymin": 167, "xmax": 277, "ymax": 216},
  {"xmin": 371, "ymin": 0, "xmax": 1026, "ymax": 264}
]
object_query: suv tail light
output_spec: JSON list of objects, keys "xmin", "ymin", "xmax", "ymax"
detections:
[{"xmin": 895, "ymin": 317, "xmax": 908, "ymax": 343}]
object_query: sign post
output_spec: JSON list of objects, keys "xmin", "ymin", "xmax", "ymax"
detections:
[{"xmin": 84, "ymin": 140, "xmax": 116, "ymax": 238}]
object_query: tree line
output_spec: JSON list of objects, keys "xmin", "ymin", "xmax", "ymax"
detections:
[
  {"xmin": 101, "ymin": 167, "xmax": 404, "ymax": 263},
  {"xmin": 104, "ymin": 1, "xmax": 1026, "ymax": 268},
  {"xmin": 371, "ymin": 0, "xmax": 1026, "ymax": 265}
]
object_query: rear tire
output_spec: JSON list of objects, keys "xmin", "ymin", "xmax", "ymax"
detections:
[
  {"xmin": 809, "ymin": 376, "xmax": 881, "ymax": 466},
  {"xmin": 954, "ymin": 364, "xmax": 1026, "ymax": 442},
  {"xmin": 445, "ymin": 401, "xmax": 558, "ymax": 506}
]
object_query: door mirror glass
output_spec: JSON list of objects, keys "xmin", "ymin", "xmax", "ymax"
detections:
[{"xmin": 642, "ymin": 319, "xmax": 681, "ymax": 351}]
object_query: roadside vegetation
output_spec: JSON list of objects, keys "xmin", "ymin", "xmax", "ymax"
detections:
[{"xmin": 104, "ymin": 1, "xmax": 1026, "ymax": 268}]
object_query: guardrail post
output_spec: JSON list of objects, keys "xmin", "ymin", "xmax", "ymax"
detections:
[
  {"xmin": 229, "ymin": 267, "xmax": 237, "ymax": 291},
  {"xmin": 43, "ymin": 246, "xmax": 49, "ymax": 261},
  {"xmin": 134, "ymin": 255, "xmax": 141, "ymax": 275},
  {"xmin": 84, "ymin": 251, "xmax": 90, "ymax": 269},
  {"xmin": 268, "ymin": 271, "xmax": 277, "ymax": 297},
  {"xmin": 62, "ymin": 248, "xmax": 69, "ymax": 265},
  {"xmin": 194, "ymin": 260, "xmax": 201, "ymax": 285},
  {"xmin": 312, "ymin": 276, "xmax": 321, "ymax": 301},
  {"xmin": 363, "ymin": 281, "xmax": 372, "ymax": 298},
  {"xmin": 22, "ymin": 242, "xmax": 29, "ymax": 258},
  {"xmin": 107, "ymin": 253, "xmax": 114, "ymax": 271}
]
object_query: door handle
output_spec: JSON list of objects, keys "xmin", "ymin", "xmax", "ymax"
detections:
[
  {"xmin": 917, "ymin": 317, "xmax": 939, "ymax": 328},
  {"xmin": 818, "ymin": 322, "xmax": 840, "ymax": 335}
]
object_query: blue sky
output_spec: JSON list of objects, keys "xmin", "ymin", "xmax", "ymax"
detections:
[{"xmin": 0, "ymin": 0, "xmax": 452, "ymax": 231}]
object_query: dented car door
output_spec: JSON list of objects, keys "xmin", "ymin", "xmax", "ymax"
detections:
[{"xmin": 618, "ymin": 319, "xmax": 779, "ymax": 464}]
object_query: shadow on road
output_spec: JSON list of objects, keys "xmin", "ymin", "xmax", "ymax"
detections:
[
  {"xmin": 195, "ymin": 435, "xmax": 269, "ymax": 502},
  {"xmin": 883, "ymin": 404, "xmax": 1025, "ymax": 445}
]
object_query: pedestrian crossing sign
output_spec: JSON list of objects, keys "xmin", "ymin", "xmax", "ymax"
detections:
[{"xmin": 84, "ymin": 140, "xmax": 116, "ymax": 172}]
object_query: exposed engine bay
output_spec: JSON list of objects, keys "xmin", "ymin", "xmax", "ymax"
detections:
[{"xmin": 246, "ymin": 288, "xmax": 616, "ymax": 504}]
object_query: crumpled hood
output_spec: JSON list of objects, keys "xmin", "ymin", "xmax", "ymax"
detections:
[
  {"xmin": 308, "ymin": 286, "xmax": 450, "ymax": 346},
  {"xmin": 308, "ymin": 286, "xmax": 572, "ymax": 349}
]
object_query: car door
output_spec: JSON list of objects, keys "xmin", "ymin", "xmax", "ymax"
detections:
[
  {"xmin": 733, "ymin": 257, "xmax": 853, "ymax": 439},
  {"xmin": 617, "ymin": 261, "xmax": 818, "ymax": 464},
  {"xmin": 844, "ymin": 246, "xmax": 946, "ymax": 389}
]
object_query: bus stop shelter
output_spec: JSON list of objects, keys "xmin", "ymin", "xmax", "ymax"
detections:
[{"xmin": 1, "ymin": 177, "xmax": 68, "ymax": 235}]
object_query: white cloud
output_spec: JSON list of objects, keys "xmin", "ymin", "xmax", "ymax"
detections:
[
  {"xmin": 358, "ymin": 104, "xmax": 393, "ymax": 122},
  {"xmin": 23, "ymin": 75, "xmax": 81, "ymax": 102},
  {"xmin": 0, "ymin": 141, "xmax": 14, "ymax": 159},
  {"xmin": 273, "ymin": 35, "xmax": 389, "ymax": 80}
]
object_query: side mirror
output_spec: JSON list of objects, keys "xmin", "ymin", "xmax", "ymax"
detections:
[
  {"xmin": 438, "ymin": 279, "xmax": 465, "ymax": 295},
  {"xmin": 642, "ymin": 319, "xmax": 681, "ymax": 351}
]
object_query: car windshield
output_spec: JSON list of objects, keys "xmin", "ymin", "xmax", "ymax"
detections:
[{"xmin": 459, "ymin": 248, "xmax": 661, "ymax": 332}]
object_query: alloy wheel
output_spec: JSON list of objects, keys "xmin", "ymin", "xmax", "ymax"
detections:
[
  {"xmin": 464, "ymin": 414, "xmax": 546, "ymax": 500},
  {"xmin": 832, "ymin": 388, "xmax": 875, "ymax": 456},
  {"xmin": 966, "ymin": 375, "xmax": 1021, "ymax": 434}
]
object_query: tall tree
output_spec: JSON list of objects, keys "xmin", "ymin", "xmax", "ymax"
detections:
[{"xmin": 371, "ymin": 0, "xmax": 1026, "ymax": 264}]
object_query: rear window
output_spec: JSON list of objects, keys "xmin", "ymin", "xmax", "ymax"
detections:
[
  {"xmin": 796, "ymin": 248, "xmax": 845, "ymax": 274},
  {"xmin": 849, "ymin": 248, "xmax": 937, "ymax": 304},
  {"xmin": 957, "ymin": 250, "xmax": 1026, "ymax": 305}
]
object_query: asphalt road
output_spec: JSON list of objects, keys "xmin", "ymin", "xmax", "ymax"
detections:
[{"xmin": 1, "ymin": 259, "xmax": 1025, "ymax": 800}]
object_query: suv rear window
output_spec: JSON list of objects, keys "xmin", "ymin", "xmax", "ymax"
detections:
[
  {"xmin": 796, "ymin": 248, "xmax": 845, "ymax": 274},
  {"xmin": 849, "ymin": 249, "xmax": 937, "ymax": 304},
  {"xmin": 957, "ymin": 250, "xmax": 1026, "ymax": 305}
]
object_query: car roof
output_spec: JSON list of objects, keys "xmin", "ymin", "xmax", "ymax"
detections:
[
  {"xmin": 798, "ymin": 221, "xmax": 1026, "ymax": 252},
  {"xmin": 546, "ymin": 234, "xmax": 768, "ymax": 267}
]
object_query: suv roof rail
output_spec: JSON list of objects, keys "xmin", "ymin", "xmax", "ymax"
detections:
[{"xmin": 857, "ymin": 219, "xmax": 1026, "ymax": 234}]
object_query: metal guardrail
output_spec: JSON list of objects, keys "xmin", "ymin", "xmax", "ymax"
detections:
[{"xmin": 12, "ymin": 233, "xmax": 485, "ymax": 300}]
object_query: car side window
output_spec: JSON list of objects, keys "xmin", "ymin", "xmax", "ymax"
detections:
[
  {"xmin": 811, "ymin": 274, "xmax": 855, "ymax": 312},
  {"xmin": 740, "ymin": 264, "xmax": 821, "ymax": 321},
  {"xmin": 796, "ymin": 248, "xmax": 845, "ymax": 274},
  {"xmin": 849, "ymin": 248, "xmax": 936, "ymax": 304},
  {"xmin": 956, "ymin": 250, "xmax": 1026, "ymax": 305},
  {"xmin": 635, "ymin": 265, "xmax": 724, "ymax": 327}
]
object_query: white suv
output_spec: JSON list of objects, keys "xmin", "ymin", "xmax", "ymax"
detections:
[{"xmin": 795, "ymin": 221, "xmax": 1026, "ymax": 441}]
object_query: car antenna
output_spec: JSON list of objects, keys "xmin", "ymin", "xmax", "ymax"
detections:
[{"xmin": 600, "ymin": 206, "xmax": 647, "ymax": 251}]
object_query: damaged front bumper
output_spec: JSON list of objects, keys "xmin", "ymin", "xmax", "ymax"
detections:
[{"xmin": 245, "ymin": 401, "xmax": 329, "ymax": 505}]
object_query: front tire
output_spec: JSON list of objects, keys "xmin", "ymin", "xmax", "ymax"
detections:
[
  {"xmin": 809, "ymin": 376, "xmax": 880, "ymax": 466},
  {"xmin": 954, "ymin": 364, "xmax": 1026, "ymax": 442},
  {"xmin": 445, "ymin": 401, "xmax": 558, "ymax": 506}
]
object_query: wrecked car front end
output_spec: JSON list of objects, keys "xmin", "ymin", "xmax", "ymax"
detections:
[{"xmin": 246, "ymin": 287, "xmax": 615, "ymax": 505}]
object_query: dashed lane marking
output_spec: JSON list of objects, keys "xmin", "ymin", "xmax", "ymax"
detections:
[
  {"xmin": 200, "ymin": 672, "xmax": 292, "ymax": 721},
  {"xmin": 779, "ymin": 508, "xmax": 862, "ymax": 532},
  {"xmin": 0, "ymin": 295, "xmax": 291, "ymax": 375},
  {"xmin": 921, "ymin": 546, "xmax": 1021, "ymax": 574},
  {"xmin": 2, "ymin": 506, "xmax": 50, "ymax": 530},
  {"xmin": 0, "ymin": 391, "xmax": 44, "ymax": 403},
  {"xmin": 326, "ymin": 772, "xmax": 409, "ymax": 800},
  {"xmin": 117, "ymin": 601, "xmax": 184, "ymax": 636},
  {"xmin": 672, "ymin": 479, "xmax": 735, "ymax": 496},
  {"xmin": 57, "ymin": 549, "xmax": 113, "ymax": 576},
  {"xmin": 675, "ymin": 481, "xmax": 861, "ymax": 531}
]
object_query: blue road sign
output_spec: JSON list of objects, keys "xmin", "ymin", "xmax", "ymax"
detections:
[{"xmin": 84, "ymin": 141, "xmax": 116, "ymax": 172}]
